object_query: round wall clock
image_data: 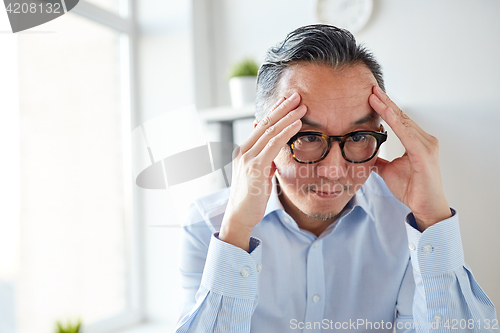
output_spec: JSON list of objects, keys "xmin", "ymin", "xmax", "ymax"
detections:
[{"xmin": 316, "ymin": 0, "xmax": 373, "ymax": 33}]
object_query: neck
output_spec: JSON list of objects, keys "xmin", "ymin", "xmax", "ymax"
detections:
[{"xmin": 276, "ymin": 181, "xmax": 340, "ymax": 237}]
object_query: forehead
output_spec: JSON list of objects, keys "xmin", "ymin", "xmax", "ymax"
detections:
[{"xmin": 277, "ymin": 62, "xmax": 379, "ymax": 134}]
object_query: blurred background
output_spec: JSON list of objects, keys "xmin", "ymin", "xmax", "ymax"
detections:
[{"xmin": 1, "ymin": 0, "xmax": 499, "ymax": 332}]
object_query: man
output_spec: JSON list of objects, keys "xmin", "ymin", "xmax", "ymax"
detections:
[{"xmin": 176, "ymin": 25, "xmax": 498, "ymax": 332}]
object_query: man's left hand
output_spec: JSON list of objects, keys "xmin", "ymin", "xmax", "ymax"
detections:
[{"xmin": 369, "ymin": 85, "xmax": 452, "ymax": 232}]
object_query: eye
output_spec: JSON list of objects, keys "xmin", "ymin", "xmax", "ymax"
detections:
[
  {"xmin": 349, "ymin": 134, "xmax": 368, "ymax": 142},
  {"xmin": 302, "ymin": 135, "xmax": 320, "ymax": 143}
]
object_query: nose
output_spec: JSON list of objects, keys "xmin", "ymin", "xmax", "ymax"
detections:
[{"xmin": 314, "ymin": 142, "xmax": 348, "ymax": 181}]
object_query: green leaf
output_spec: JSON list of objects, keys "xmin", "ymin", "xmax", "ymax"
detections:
[
  {"xmin": 228, "ymin": 58, "xmax": 259, "ymax": 78},
  {"xmin": 54, "ymin": 318, "xmax": 81, "ymax": 333}
]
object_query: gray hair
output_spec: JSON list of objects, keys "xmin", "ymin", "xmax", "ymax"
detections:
[{"xmin": 255, "ymin": 24, "xmax": 385, "ymax": 121}]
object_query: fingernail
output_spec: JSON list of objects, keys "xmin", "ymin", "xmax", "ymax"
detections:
[
  {"xmin": 288, "ymin": 92, "xmax": 298, "ymax": 101},
  {"xmin": 372, "ymin": 94, "xmax": 382, "ymax": 103},
  {"xmin": 296, "ymin": 104, "xmax": 307, "ymax": 112},
  {"xmin": 272, "ymin": 97, "xmax": 286, "ymax": 109},
  {"xmin": 375, "ymin": 86, "xmax": 384, "ymax": 94}
]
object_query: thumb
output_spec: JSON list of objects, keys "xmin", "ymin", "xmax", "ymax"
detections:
[
  {"xmin": 373, "ymin": 156, "xmax": 389, "ymax": 179},
  {"xmin": 264, "ymin": 161, "xmax": 277, "ymax": 178}
]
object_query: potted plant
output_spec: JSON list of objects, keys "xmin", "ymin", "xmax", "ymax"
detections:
[
  {"xmin": 228, "ymin": 58, "xmax": 259, "ymax": 109},
  {"xmin": 55, "ymin": 318, "xmax": 82, "ymax": 333}
]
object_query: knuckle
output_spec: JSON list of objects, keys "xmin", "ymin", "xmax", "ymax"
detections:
[
  {"xmin": 407, "ymin": 129, "xmax": 417, "ymax": 139},
  {"xmin": 271, "ymin": 98, "xmax": 285, "ymax": 111},
  {"xmin": 232, "ymin": 146, "xmax": 241, "ymax": 160},
  {"xmin": 394, "ymin": 114, "xmax": 411, "ymax": 128},
  {"xmin": 429, "ymin": 135, "xmax": 439, "ymax": 146},
  {"xmin": 239, "ymin": 153, "xmax": 249, "ymax": 164},
  {"xmin": 250, "ymin": 160, "xmax": 261, "ymax": 170},
  {"xmin": 275, "ymin": 100, "xmax": 286, "ymax": 112},
  {"xmin": 259, "ymin": 116, "xmax": 271, "ymax": 127},
  {"xmin": 265, "ymin": 125, "xmax": 275, "ymax": 134},
  {"xmin": 400, "ymin": 111, "xmax": 410, "ymax": 119}
]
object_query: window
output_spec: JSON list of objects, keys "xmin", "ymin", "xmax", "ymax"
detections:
[{"xmin": 0, "ymin": 1, "xmax": 140, "ymax": 332}]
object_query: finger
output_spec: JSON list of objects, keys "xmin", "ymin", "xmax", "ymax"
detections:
[
  {"xmin": 371, "ymin": 86, "xmax": 423, "ymax": 135},
  {"xmin": 369, "ymin": 87, "xmax": 432, "ymax": 153},
  {"xmin": 372, "ymin": 86, "xmax": 433, "ymax": 142},
  {"xmin": 239, "ymin": 92, "xmax": 301, "ymax": 153},
  {"xmin": 248, "ymin": 104, "xmax": 307, "ymax": 157},
  {"xmin": 256, "ymin": 118, "xmax": 303, "ymax": 166},
  {"xmin": 270, "ymin": 97, "xmax": 287, "ymax": 113}
]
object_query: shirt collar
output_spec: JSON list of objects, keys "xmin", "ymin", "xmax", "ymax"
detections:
[{"xmin": 263, "ymin": 175, "xmax": 374, "ymax": 221}]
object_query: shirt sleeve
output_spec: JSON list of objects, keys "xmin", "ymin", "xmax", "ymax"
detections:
[
  {"xmin": 176, "ymin": 227, "xmax": 263, "ymax": 333},
  {"xmin": 395, "ymin": 209, "xmax": 499, "ymax": 332}
]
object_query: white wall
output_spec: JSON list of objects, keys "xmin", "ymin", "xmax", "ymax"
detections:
[{"xmin": 203, "ymin": 0, "xmax": 500, "ymax": 314}]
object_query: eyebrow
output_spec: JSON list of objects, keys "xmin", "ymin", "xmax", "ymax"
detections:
[
  {"xmin": 351, "ymin": 112, "xmax": 378, "ymax": 126},
  {"xmin": 300, "ymin": 112, "xmax": 378, "ymax": 130}
]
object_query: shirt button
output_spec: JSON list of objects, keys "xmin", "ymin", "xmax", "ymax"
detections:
[
  {"xmin": 240, "ymin": 267, "xmax": 251, "ymax": 278},
  {"xmin": 423, "ymin": 245, "xmax": 434, "ymax": 254},
  {"xmin": 408, "ymin": 242, "xmax": 416, "ymax": 251},
  {"xmin": 256, "ymin": 263, "xmax": 262, "ymax": 272},
  {"xmin": 312, "ymin": 294, "xmax": 320, "ymax": 303},
  {"xmin": 313, "ymin": 242, "xmax": 319, "ymax": 249},
  {"xmin": 283, "ymin": 216, "xmax": 291, "ymax": 223},
  {"xmin": 434, "ymin": 313, "xmax": 443, "ymax": 322}
]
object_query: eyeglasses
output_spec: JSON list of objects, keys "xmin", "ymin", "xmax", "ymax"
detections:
[{"xmin": 287, "ymin": 125, "xmax": 387, "ymax": 164}]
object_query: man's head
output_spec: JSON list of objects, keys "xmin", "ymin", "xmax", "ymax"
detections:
[
  {"xmin": 255, "ymin": 24, "xmax": 386, "ymax": 224},
  {"xmin": 256, "ymin": 24, "xmax": 385, "ymax": 121}
]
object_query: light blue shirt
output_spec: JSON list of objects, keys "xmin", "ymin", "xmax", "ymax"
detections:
[{"xmin": 176, "ymin": 173, "xmax": 498, "ymax": 332}]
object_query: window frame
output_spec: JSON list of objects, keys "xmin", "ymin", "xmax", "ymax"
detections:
[{"xmin": 68, "ymin": 1, "xmax": 144, "ymax": 331}]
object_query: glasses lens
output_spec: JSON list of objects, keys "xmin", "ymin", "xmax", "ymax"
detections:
[
  {"xmin": 292, "ymin": 134, "xmax": 328, "ymax": 163},
  {"xmin": 344, "ymin": 133, "xmax": 378, "ymax": 162}
]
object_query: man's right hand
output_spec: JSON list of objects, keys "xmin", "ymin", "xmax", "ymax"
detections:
[{"xmin": 219, "ymin": 92, "xmax": 306, "ymax": 251}]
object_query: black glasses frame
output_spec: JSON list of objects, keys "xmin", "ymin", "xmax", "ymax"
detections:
[{"xmin": 287, "ymin": 125, "xmax": 388, "ymax": 164}]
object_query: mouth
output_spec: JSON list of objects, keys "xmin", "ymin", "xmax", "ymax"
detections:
[{"xmin": 310, "ymin": 189, "xmax": 343, "ymax": 198}]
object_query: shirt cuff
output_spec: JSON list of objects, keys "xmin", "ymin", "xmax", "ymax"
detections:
[
  {"xmin": 200, "ymin": 233, "xmax": 262, "ymax": 299},
  {"xmin": 405, "ymin": 208, "xmax": 465, "ymax": 275}
]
